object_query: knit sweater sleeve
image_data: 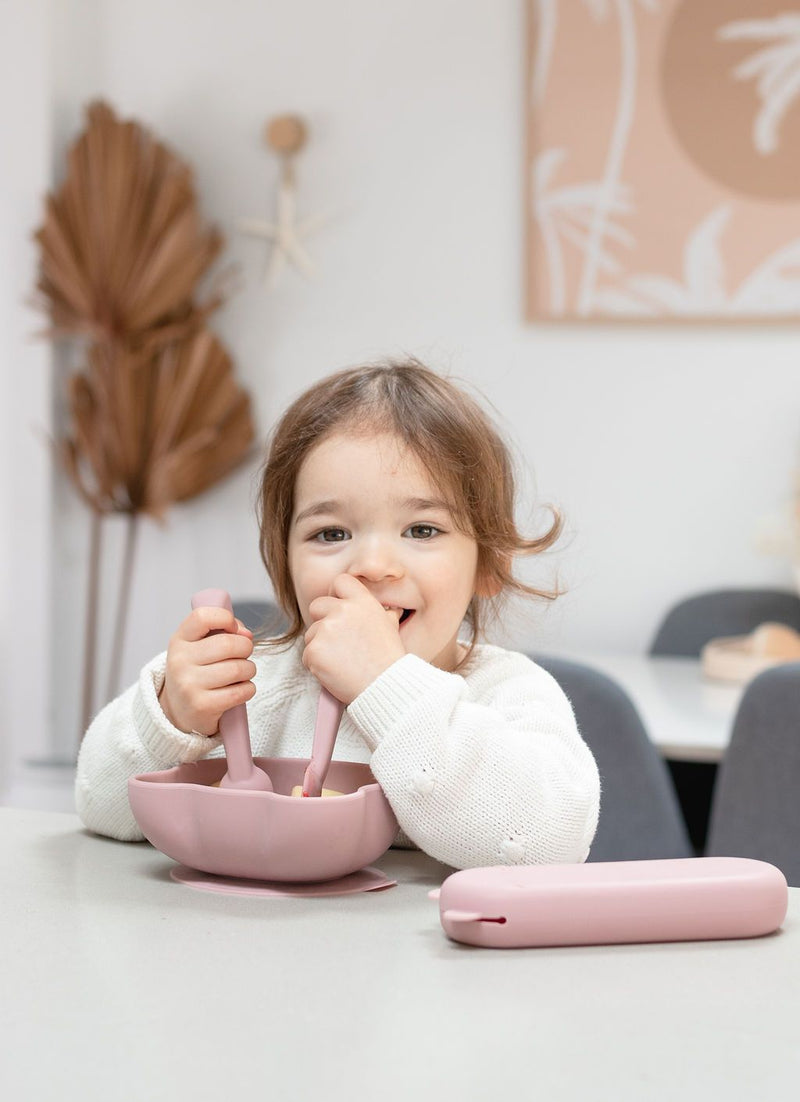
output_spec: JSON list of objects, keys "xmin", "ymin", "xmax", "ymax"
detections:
[
  {"xmin": 75, "ymin": 651, "xmax": 223, "ymax": 842},
  {"xmin": 345, "ymin": 648, "xmax": 600, "ymax": 870}
]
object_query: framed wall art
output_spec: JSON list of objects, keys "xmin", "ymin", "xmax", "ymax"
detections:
[{"xmin": 525, "ymin": 0, "xmax": 800, "ymax": 321}]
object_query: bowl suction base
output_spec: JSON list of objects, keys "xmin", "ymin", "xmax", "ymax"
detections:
[{"xmin": 170, "ymin": 864, "xmax": 397, "ymax": 897}]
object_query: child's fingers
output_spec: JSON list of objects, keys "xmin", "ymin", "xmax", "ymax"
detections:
[
  {"xmin": 307, "ymin": 594, "xmax": 340, "ymax": 623},
  {"xmin": 184, "ymin": 680, "xmax": 257, "ymax": 735},
  {"xmin": 189, "ymin": 631, "xmax": 254, "ymax": 666},
  {"xmin": 162, "ymin": 654, "xmax": 257, "ymax": 733},
  {"xmin": 210, "ymin": 678, "xmax": 257, "ymax": 712},
  {"xmin": 330, "ymin": 574, "xmax": 371, "ymax": 601},
  {"xmin": 177, "ymin": 607, "xmax": 242, "ymax": 642},
  {"xmin": 195, "ymin": 658, "xmax": 257, "ymax": 691},
  {"xmin": 308, "ymin": 576, "xmax": 376, "ymax": 620}
]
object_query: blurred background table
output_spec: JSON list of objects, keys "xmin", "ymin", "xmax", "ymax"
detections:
[{"xmin": 560, "ymin": 652, "xmax": 742, "ymax": 763}]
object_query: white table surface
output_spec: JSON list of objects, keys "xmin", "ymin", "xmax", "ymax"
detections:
[
  {"xmin": 556, "ymin": 653, "xmax": 744, "ymax": 763},
  {"xmin": 3, "ymin": 808, "xmax": 799, "ymax": 1102}
]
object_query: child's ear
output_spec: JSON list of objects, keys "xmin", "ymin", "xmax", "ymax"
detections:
[{"xmin": 474, "ymin": 563, "xmax": 505, "ymax": 599}]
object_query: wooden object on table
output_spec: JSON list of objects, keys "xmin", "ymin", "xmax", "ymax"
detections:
[{"xmin": 702, "ymin": 622, "xmax": 800, "ymax": 683}]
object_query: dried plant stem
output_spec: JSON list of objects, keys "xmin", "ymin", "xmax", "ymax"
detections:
[
  {"xmin": 80, "ymin": 509, "xmax": 103, "ymax": 741},
  {"xmin": 105, "ymin": 512, "xmax": 140, "ymax": 706},
  {"xmin": 36, "ymin": 101, "xmax": 255, "ymax": 749}
]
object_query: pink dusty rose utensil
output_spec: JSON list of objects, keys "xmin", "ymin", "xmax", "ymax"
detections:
[
  {"xmin": 191, "ymin": 588, "xmax": 273, "ymax": 792},
  {"xmin": 301, "ymin": 687, "xmax": 346, "ymax": 797},
  {"xmin": 129, "ymin": 587, "xmax": 398, "ymax": 884}
]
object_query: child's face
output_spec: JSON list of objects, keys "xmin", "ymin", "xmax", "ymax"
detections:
[{"xmin": 288, "ymin": 431, "xmax": 480, "ymax": 673}]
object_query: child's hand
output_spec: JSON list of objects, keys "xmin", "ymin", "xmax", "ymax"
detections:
[
  {"xmin": 302, "ymin": 574, "xmax": 406, "ymax": 704},
  {"xmin": 158, "ymin": 607, "xmax": 256, "ymax": 735}
]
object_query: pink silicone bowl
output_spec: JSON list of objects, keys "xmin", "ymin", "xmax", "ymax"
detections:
[{"xmin": 128, "ymin": 756, "xmax": 398, "ymax": 882}]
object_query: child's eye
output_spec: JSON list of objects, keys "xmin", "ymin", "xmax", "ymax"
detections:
[
  {"xmin": 313, "ymin": 527, "xmax": 349, "ymax": 543},
  {"xmin": 404, "ymin": 524, "xmax": 440, "ymax": 540}
]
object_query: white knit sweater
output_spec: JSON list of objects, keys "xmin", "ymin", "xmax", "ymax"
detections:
[{"xmin": 75, "ymin": 639, "xmax": 600, "ymax": 869}]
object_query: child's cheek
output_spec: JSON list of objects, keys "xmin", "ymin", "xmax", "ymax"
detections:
[{"xmin": 291, "ymin": 552, "xmax": 332, "ymax": 622}]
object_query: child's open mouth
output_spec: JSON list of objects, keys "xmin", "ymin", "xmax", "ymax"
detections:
[{"xmin": 383, "ymin": 605, "xmax": 415, "ymax": 626}]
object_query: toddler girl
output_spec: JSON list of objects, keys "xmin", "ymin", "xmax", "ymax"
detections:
[{"xmin": 76, "ymin": 359, "xmax": 600, "ymax": 868}]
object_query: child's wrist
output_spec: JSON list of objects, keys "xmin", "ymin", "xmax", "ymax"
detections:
[{"xmin": 157, "ymin": 683, "xmax": 182, "ymax": 731}]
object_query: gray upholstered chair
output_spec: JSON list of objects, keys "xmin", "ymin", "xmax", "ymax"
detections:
[
  {"xmin": 649, "ymin": 587, "xmax": 800, "ymax": 852},
  {"xmin": 534, "ymin": 655, "xmax": 693, "ymax": 862},
  {"xmin": 705, "ymin": 662, "xmax": 800, "ymax": 887},
  {"xmin": 649, "ymin": 588, "xmax": 800, "ymax": 658},
  {"xmin": 232, "ymin": 599, "xmax": 288, "ymax": 635}
]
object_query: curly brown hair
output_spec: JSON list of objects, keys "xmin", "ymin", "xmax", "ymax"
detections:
[{"xmin": 256, "ymin": 358, "xmax": 562, "ymax": 664}]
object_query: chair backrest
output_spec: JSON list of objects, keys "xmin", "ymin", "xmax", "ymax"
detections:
[
  {"xmin": 705, "ymin": 662, "xmax": 800, "ymax": 887},
  {"xmin": 232, "ymin": 599, "xmax": 288, "ymax": 636},
  {"xmin": 649, "ymin": 588, "xmax": 800, "ymax": 657},
  {"xmin": 533, "ymin": 655, "xmax": 693, "ymax": 862}
]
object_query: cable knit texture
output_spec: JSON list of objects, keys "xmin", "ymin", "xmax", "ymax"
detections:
[{"xmin": 75, "ymin": 639, "xmax": 600, "ymax": 868}]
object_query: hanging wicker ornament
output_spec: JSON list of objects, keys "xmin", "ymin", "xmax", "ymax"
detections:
[{"xmin": 237, "ymin": 113, "xmax": 329, "ymax": 289}]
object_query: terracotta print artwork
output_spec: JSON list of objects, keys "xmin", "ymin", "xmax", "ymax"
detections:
[{"xmin": 526, "ymin": 0, "xmax": 800, "ymax": 321}]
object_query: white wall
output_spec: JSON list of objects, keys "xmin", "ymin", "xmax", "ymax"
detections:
[
  {"xmin": 3, "ymin": 0, "xmax": 799, "ymax": 772},
  {"xmin": 1, "ymin": 0, "xmax": 55, "ymax": 798}
]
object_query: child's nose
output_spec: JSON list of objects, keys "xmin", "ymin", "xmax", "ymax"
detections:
[{"xmin": 347, "ymin": 536, "xmax": 404, "ymax": 582}]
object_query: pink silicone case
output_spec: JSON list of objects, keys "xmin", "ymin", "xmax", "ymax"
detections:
[{"xmin": 432, "ymin": 858, "xmax": 788, "ymax": 948}]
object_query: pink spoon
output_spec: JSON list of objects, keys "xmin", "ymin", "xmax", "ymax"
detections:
[
  {"xmin": 301, "ymin": 687, "xmax": 345, "ymax": 797},
  {"xmin": 191, "ymin": 589, "xmax": 273, "ymax": 792}
]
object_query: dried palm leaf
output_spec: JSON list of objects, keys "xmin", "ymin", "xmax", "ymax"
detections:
[
  {"xmin": 33, "ymin": 99, "xmax": 256, "ymax": 737},
  {"xmin": 34, "ymin": 100, "xmax": 224, "ymax": 346},
  {"xmin": 61, "ymin": 332, "xmax": 255, "ymax": 518}
]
